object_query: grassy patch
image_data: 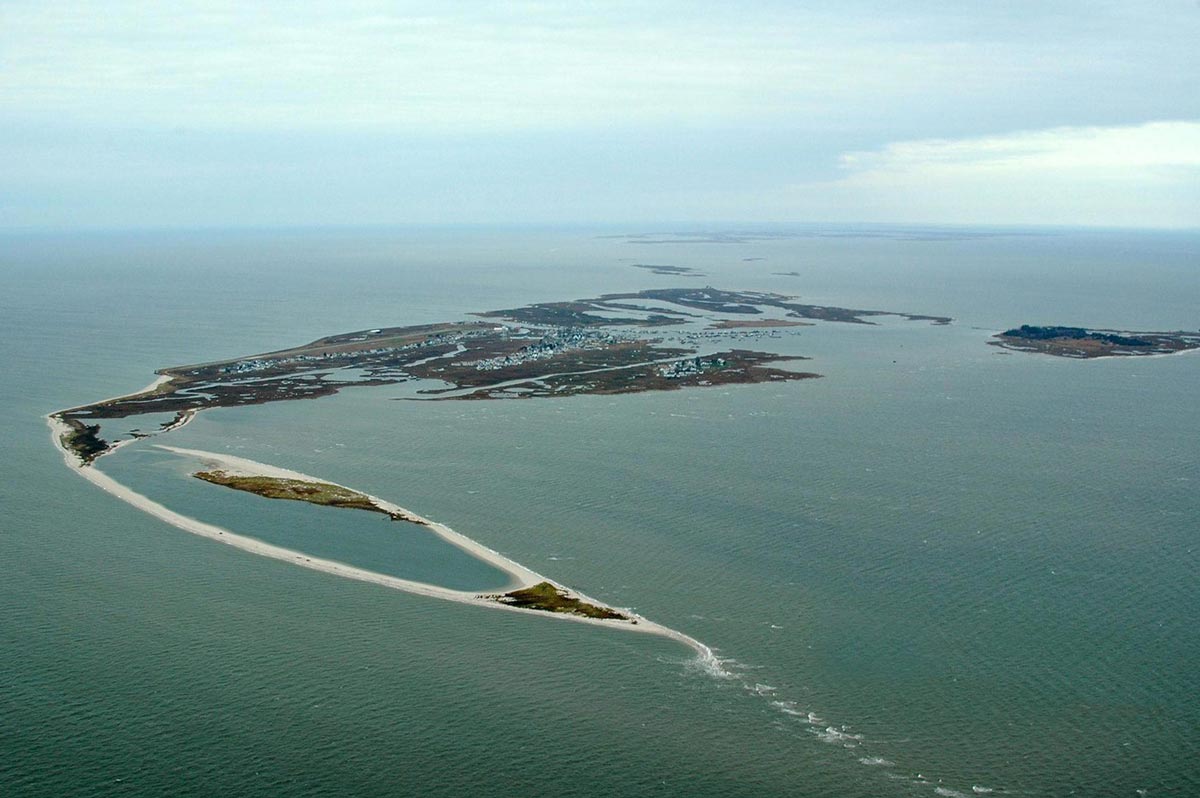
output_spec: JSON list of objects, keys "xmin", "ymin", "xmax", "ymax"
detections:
[
  {"xmin": 193, "ymin": 471, "xmax": 399, "ymax": 518},
  {"xmin": 496, "ymin": 581, "xmax": 629, "ymax": 621}
]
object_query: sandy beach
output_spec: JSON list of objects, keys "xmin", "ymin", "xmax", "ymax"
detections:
[
  {"xmin": 155, "ymin": 443, "xmax": 545, "ymax": 590},
  {"xmin": 46, "ymin": 414, "xmax": 720, "ymax": 664}
]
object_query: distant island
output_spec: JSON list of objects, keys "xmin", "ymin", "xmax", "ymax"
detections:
[
  {"xmin": 708, "ymin": 319, "xmax": 811, "ymax": 330},
  {"xmin": 52, "ymin": 287, "xmax": 951, "ymax": 464},
  {"xmin": 629, "ymin": 263, "xmax": 705, "ymax": 276},
  {"xmin": 990, "ymin": 325, "xmax": 1200, "ymax": 358}
]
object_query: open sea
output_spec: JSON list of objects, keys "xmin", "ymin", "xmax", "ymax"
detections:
[{"xmin": 2, "ymin": 226, "xmax": 1197, "ymax": 797}]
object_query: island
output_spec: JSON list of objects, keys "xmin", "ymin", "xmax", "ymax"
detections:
[
  {"xmin": 51, "ymin": 287, "xmax": 951, "ymax": 463},
  {"xmin": 490, "ymin": 582, "xmax": 632, "ymax": 621},
  {"xmin": 45, "ymin": 285, "xmax": 951, "ymax": 658},
  {"xmin": 990, "ymin": 325, "xmax": 1200, "ymax": 358},
  {"xmin": 193, "ymin": 470, "xmax": 423, "ymax": 522},
  {"xmin": 709, "ymin": 319, "xmax": 811, "ymax": 330},
  {"xmin": 188, "ymin": 465, "xmax": 634, "ymax": 622},
  {"xmin": 630, "ymin": 263, "xmax": 705, "ymax": 276}
]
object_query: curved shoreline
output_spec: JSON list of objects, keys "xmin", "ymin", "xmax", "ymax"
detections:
[
  {"xmin": 45, "ymin": 414, "xmax": 723, "ymax": 666},
  {"xmin": 155, "ymin": 443, "xmax": 545, "ymax": 592},
  {"xmin": 58, "ymin": 374, "xmax": 174, "ymax": 414}
]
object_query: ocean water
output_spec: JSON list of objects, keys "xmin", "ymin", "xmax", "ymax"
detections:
[{"xmin": 2, "ymin": 226, "xmax": 1197, "ymax": 797}]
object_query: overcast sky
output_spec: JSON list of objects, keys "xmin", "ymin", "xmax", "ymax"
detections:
[{"xmin": 3, "ymin": 1, "xmax": 1198, "ymax": 229}]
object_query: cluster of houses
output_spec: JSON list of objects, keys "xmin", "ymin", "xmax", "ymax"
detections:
[
  {"xmin": 676, "ymin": 328, "xmax": 794, "ymax": 346},
  {"xmin": 468, "ymin": 327, "xmax": 633, "ymax": 371},
  {"xmin": 657, "ymin": 355, "xmax": 727, "ymax": 379},
  {"xmin": 216, "ymin": 354, "xmax": 330, "ymax": 374}
]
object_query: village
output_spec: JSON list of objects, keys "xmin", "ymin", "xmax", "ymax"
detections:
[
  {"xmin": 656, "ymin": 355, "xmax": 728, "ymax": 379},
  {"xmin": 465, "ymin": 326, "xmax": 639, "ymax": 371}
]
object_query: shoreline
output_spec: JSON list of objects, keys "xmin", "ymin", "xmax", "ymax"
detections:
[
  {"xmin": 57, "ymin": 373, "xmax": 174, "ymax": 414},
  {"xmin": 989, "ymin": 329, "xmax": 1200, "ymax": 361},
  {"xmin": 46, "ymin": 414, "xmax": 721, "ymax": 663},
  {"xmin": 155, "ymin": 443, "xmax": 545, "ymax": 592},
  {"xmin": 101, "ymin": 408, "xmax": 201, "ymax": 458},
  {"xmin": 992, "ymin": 340, "xmax": 1200, "ymax": 361}
]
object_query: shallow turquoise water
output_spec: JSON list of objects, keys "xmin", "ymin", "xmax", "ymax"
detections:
[{"xmin": 2, "ymin": 226, "xmax": 1197, "ymax": 797}]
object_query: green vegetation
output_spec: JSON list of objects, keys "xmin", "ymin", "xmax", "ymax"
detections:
[
  {"xmin": 496, "ymin": 581, "xmax": 630, "ymax": 621},
  {"xmin": 992, "ymin": 325, "xmax": 1200, "ymax": 358},
  {"xmin": 58, "ymin": 417, "xmax": 109, "ymax": 463},
  {"xmin": 193, "ymin": 471, "xmax": 405, "ymax": 519},
  {"xmin": 1002, "ymin": 325, "xmax": 1150, "ymax": 347}
]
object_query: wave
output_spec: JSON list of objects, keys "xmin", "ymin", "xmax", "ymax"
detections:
[
  {"xmin": 51, "ymin": 409, "xmax": 1009, "ymax": 798},
  {"xmin": 768, "ymin": 700, "xmax": 824, "ymax": 725},
  {"xmin": 814, "ymin": 726, "xmax": 865, "ymax": 747}
]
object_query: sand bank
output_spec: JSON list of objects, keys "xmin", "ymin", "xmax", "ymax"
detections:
[
  {"xmin": 155, "ymin": 443, "xmax": 544, "ymax": 591},
  {"xmin": 46, "ymin": 416, "xmax": 717, "ymax": 660}
]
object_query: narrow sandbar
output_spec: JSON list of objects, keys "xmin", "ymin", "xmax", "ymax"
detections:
[{"xmin": 46, "ymin": 420, "xmax": 715, "ymax": 648}]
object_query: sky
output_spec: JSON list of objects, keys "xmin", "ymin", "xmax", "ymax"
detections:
[{"xmin": 2, "ymin": 1, "xmax": 1198, "ymax": 229}]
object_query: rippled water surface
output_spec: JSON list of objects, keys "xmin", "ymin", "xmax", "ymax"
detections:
[{"xmin": 2, "ymin": 227, "xmax": 1197, "ymax": 797}]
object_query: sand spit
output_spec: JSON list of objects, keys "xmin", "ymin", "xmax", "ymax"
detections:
[
  {"xmin": 46, "ymin": 415, "xmax": 718, "ymax": 660},
  {"xmin": 161, "ymin": 408, "xmax": 198, "ymax": 432},
  {"xmin": 154, "ymin": 443, "xmax": 545, "ymax": 590}
]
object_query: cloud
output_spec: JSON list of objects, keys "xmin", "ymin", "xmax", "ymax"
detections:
[
  {"xmin": 2, "ymin": 2, "xmax": 1197, "ymax": 134},
  {"xmin": 802, "ymin": 121, "xmax": 1200, "ymax": 228},
  {"xmin": 839, "ymin": 121, "xmax": 1200, "ymax": 175},
  {"xmin": 2, "ymin": 4, "xmax": 1198, "ymax": 227},
  {"xmin": 0, "ymin": 4, "xmax": 873, "ymax": 131}
]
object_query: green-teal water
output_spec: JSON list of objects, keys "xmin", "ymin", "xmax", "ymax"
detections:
[
  {"xmin": 2, "ymin": 227, "xmax": 1197, "ymax": 797},
  {"xmin": 94, "ymin": 446, "xmax": 512, "ymax": 592}
]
